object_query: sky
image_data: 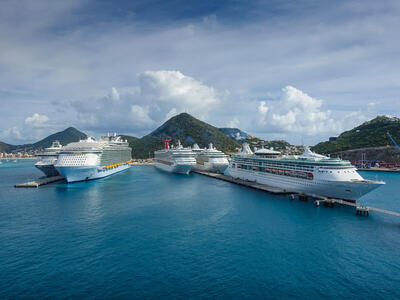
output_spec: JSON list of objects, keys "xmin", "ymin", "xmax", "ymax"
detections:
[{"xmin": 1, "ymin": 0, "xmax": 400, "ymax": 145}]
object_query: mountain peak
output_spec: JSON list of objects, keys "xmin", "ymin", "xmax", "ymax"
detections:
[{"xmin": 126, "ymin": 112, "xmax": 239, "ymax": 158}]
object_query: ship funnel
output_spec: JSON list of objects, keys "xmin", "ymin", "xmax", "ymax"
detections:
[{"xmin": 162, "ymin": 139, "xmax": 172, "ymax": 149}]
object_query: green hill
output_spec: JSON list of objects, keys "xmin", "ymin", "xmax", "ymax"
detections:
[
  {"xmin": 219, "ymin": 128, "xmax": 248, "ymax": 142},
  {"xmin": 0, "ymin": 141, "xmax": 13, "ymax": 152},
  {"xmin": 312, "ymin": 116, "xmax": 400, "ymax": 154},
  {"xmin": 12, "ymin": 127, "xmax": 87, "ymax": 152},
  {"xmin": 123, "ymin": 113, "xmax": 241, "ymax": 158}
]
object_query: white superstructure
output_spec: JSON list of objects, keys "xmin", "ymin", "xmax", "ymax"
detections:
[
  {"xmin": 193, "ymin": 143, "xmax": 229, "ymax": 173},
  {"xmin": 226, "ymin": 144, "xmax": 385, "ymax": 201},
  {"xmin": 55, "ymin": 133, "xmax": 132, "ymax": 183},
  {"xmin": 35, "ymin": 141, "xmax": 63, "ymax": 177},
  {"xmin": 154, "ymin": 140, "xmax": 196, "ymax": 174}
]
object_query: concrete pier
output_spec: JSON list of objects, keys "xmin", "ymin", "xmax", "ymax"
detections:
[
  {"xmin": 15, "ymin": 175, "xmax": 65, "ymax": 188},
  {"xmin": 193, "ymin": 170, "xmax": 400, "ymax": 218},
  {"xmin": 193, "ymin": 170, "xmax": 290, "ymax": 195}
]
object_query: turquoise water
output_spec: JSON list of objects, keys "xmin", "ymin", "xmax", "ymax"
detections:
[{"xmin": 1, "ymin": 160, "xmax": 399, "ymax": 299}]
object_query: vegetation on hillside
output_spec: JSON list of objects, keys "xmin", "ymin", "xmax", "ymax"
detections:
[
  {"xmin": 312, "ymin": 116, "xmax": 400, "ymax": 154},
  {"xmin": 219, "ymin": 128, "xmax": 247, "ymax": 142},
  {"xmin": 0, "ymin": 141, "xmax": 13, "ymax": 152},
  {"xmin": 219, "ymin": 127, "xmax": 300, "ymax": 154},
  {"xmin": 123, "ymin": 113, "xmax": 240, "ymax": 158}
]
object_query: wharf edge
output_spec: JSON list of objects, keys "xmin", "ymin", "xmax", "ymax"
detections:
[
  {"xmin": 193, "ymin": 170, "xmax": 400, "ymax": 218},
  {"xmin": 15, "ymin": 175, "xmax": 65, "ymax": 188}
]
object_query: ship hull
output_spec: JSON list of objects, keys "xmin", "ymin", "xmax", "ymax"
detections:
[
  {"xmin": 35, "ymin": 163, "xmax": 60, "ymax": 177},
  {"xmin": 226, "ymin": 167, "xmax": 384, "ymax": 201},
  {"xmin": 155, "ymin": 161, "xmax": 193, "ymax": 175},
  {"xmin": 55, "ymin": 164, "xmax": 130, "ymax": 183}
]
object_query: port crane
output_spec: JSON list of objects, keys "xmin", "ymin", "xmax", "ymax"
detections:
[{"xmin": 387, "ymin": 132, "xmax": 400, "ymax": 152}]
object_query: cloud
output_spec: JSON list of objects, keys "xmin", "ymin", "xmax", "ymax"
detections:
[
  {"xmin": 164, "ymin": 108, "xmax": 178, "ymax": 121},
  {"xmin": 1, "ymin": 126, "xmax": 23, "ymax": 142},
  {"xmin": 256, "ymin": 86, "xmax": 368, "ymax": 137},
  {"xmin": 138, "ymin": 70, "xmax": 220, "ymax": 117},
  {"xmin": 24, "ymin": 113, "xmax": 49, "ymax": 128},
  {"xmin": 0, "ymin": 113, "xmax": 51, "ymax": 144},
  {"xmin": 110, "ymin": 87, "xmax": 120, "ymax": 101},
  {"xmin": 72, "ymin": 70, "xmax": 221, "ymax": 135},
  {"xmin": 227, "ymin": 117, "xmax": 240, "ymax": 128},
  {"xmin": 130, "ymin": 105, "xmax": 154, "ymax": 126},
  {"xmin": 0, "ymin": 0, "xmax": 399, "ymax": 144}
]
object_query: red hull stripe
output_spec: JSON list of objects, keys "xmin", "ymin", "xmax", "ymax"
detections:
[{"xmin": 156, "ymin": 159, "xmax": 173, "ymax": 166}]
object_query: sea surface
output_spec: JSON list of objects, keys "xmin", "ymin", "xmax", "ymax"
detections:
[{"xmin": 1, "ymin": 159, "xmax": 399, "ymax": 299}]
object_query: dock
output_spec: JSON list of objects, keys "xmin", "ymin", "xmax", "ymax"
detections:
[
  {"xmin": 193, "ymin": 170, "xmax": 292, "ymax": 195},
  {"xmin": 193, "ymin": 170, "xmax": 400, "ymax": 218},
  {"xmin": 15, "ymin": 175, "xmax": 65, "ymax": 188}
]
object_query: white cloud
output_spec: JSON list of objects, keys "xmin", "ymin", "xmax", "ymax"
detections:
[
  {"xmin": 227, "ymin": 117, "xmax": 240, "ymax": 128},
  {"xmin": 0, "ymin": 113, "xmax": 54, "ymax": 143},
  {"xmin": 138, "ymin": 70, "xmax": 220, "ymax": 117},
  {"xmin": 130, "ymin": 105, "xmax": 154, "ymax": 126},
  {"xmin": 24, "ymin": 113, "xmax": 49, "ymax": 128},
  {"xmin": 1, "ymin": 126, "xmax": 23, "ymax": 141},
  {"xmin": 110, "ymin": 87, "xmax": 120, "ymax": 101},
  {"xmin": 256, "ymin": 86, "xmax": 359, "ymax": 136},
  {"xmin": 72, "ymin": 70, "xmax": 221, "ymax": 135},
  {"xmin": 1, "ymin": 0, "xmax": 399, "ymax": 144}
]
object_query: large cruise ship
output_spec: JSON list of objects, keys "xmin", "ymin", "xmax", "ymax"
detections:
[
  {"xmin": 154, "ymin": 140, "xmax": 196, "ymax": 174},
  {"xmin": 55, "ymin": 133, "xmax": 132, "ymax": 183},
  {"xmin": 226, "ymin": 143, "xmax": 385, "ymax": 201},
  {"xmin": 35, "ymin": 140, "xmax": 63, "ymax": 177},
  {"xmin": 193, "ymin": 143, "xmax": 229, "ymax": 173}
]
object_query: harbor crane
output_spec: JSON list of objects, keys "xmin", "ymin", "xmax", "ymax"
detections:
[{"xmin": 387, "ymin": 132, "xmax": 400, "ymax": 152}]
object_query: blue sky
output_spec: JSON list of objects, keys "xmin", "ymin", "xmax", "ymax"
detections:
[{"xmin": 1, "ymin": 0, "xmax": 399, "ymax": 145}]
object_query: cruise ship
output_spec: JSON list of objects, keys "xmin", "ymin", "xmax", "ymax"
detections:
[
  {"xmin": 154, "ymin": 139, "xmax": 196, "ymax": 174},
  {"xmin": 55, "ymin": 133, "xmax": 132, "ymax": 183},
  {"xmin": 226, "ymin": 143, "xmax": 385, "ymax": 201},
  {"xmin": 193, "ymin": 143, "xmax": 229, "ymax": 173},
  {"xmin": 35, "ymin": 141, "xmax": 63, "ymax": 177}
]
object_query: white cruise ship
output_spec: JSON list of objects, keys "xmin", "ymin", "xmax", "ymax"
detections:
[
  {"xmin": 55, "ymin": 133, "xmax": 132, "ymax": 183},
  {"xmin": 226, "ymin": 143, "xmax": 385, "ymax": 201},
  {"xmin": 154, "ymin": 140, "xmax": 196, "ymax": 174},
  {"xmin": 34, "ymin": 140, "xmax": 63, "ymax": 177},
  {"xmin": 193, "ymin": 143, "xmax": 229, "ymax": 173}
]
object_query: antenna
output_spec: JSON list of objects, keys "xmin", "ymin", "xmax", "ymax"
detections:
[{"xmin": 162, "ymin": 139, "xmax": 172, "ymax": 149}]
